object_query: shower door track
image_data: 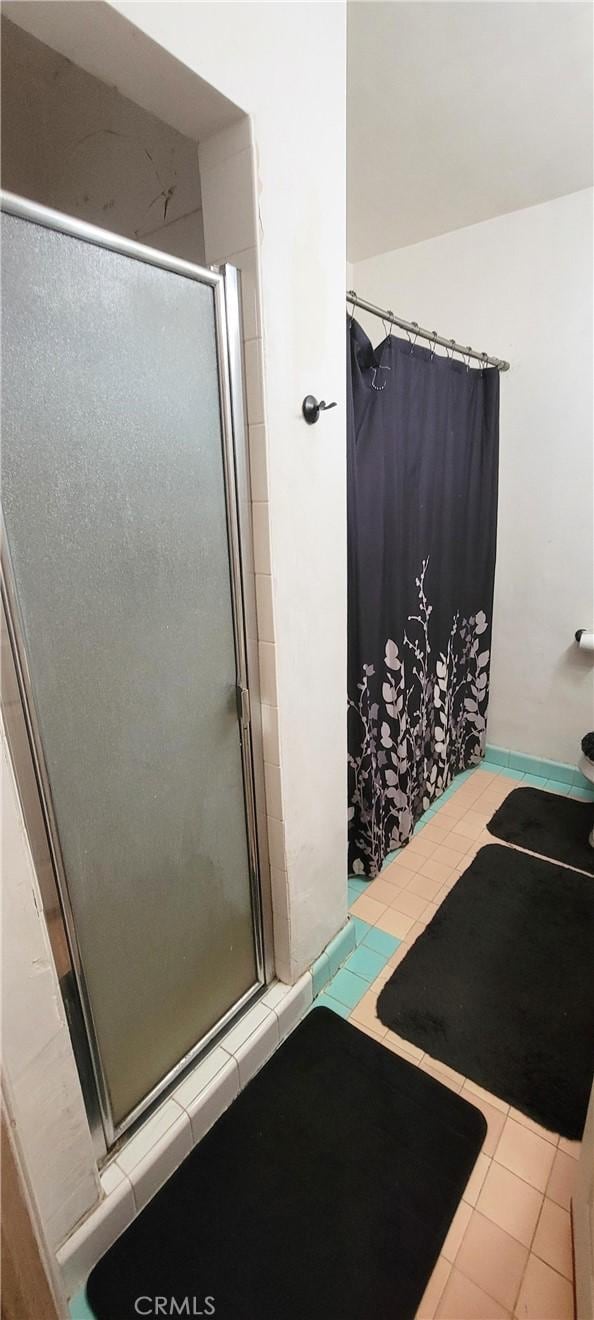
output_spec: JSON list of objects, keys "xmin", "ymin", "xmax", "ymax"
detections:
[{"xmin": 1, "ymin": 191, "xmax": 271, "ymax": 1158}]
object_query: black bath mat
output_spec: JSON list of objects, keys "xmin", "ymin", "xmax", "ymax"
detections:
[
  {"xmin": 377, "ymin": 844, "xmax": 594, "ymax": 1138},
  {"xmin": 87, "ymin": 1008, "xmax": 486, "ymax": 1320},
  {"xmin": 488, "ymin": 786, "xmax": 594, "ymax": 874}
]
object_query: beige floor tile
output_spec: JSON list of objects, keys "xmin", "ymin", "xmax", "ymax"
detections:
[
  {"xmin": 477, "ymin": 1161, "xmax": 543, "ymax": 1248},
  {"xmin": 424, "ymin": 1055, "xmax": 466, "ymax": 1089},
  {"xmin": 450, "ymin": 815, "xmax": 486, "ymax": 841},
  {"xmin": 463, "ymin": 1090, "xmax": 507, "ymax": 1157},
  {"xmin": 442, "ymin": 1199, "xmax": 472, "ymax": 1262},
  {"xmin": 406, "ymin": 835, "xmax": 439, "ymax": 859},
  {"xmin": 416, "ymin": 900, "xmax": 440, "ymax": 928},
  {"xmin": 463, "ymin": 1080, "xmax": 510, "ymax": 1116},
  {"xmin": 508, "ymin": 1108, "xmax": 559, "ymax": 1147},
  {"xmin": 418, "ymin": 857, "xmax": 456, "ymax": 884},
  {"xmin": 416, "ymin": 1255, "xmax": 451, "ymax": 1319},
  {"xmin": 349, "ymin": 893, "xmax": 387, "ymax": 924},
  {"xmin": 557, "ymin": 1136, "xmax": 580, "ymax": 1159},
  {"xmin": 494, "ymin": 1118, "xmax": 556, "ymax": 1193},
  {"xmin": 422, "ymin": 821, "xmax": 452, "ymax": 843},
  {"xmin": 383, "ymin": 1029, "xmax": 424, "ymax": 1063},
  {"xmin": 514, "ymin": 1254, "xmax": 574, "ymax": 1319},
  {"xmin": 362, "ymin": 876, "xmax": 398, "ymax": 906},
  {"xmin": 531, "ymin": 1199, "xmax": 573, "ymax": 1280},
  {"xmin": 349, "ymin": 1019, "xmax": 384, "ymax": 1044},
  {"xmin": 455, "ymin": 1210, "xmax": 528, "ymax": 1311},
  {"xmin": 408, "ymin": 919, "xmax": 427, "ymax": 943},
  {"xmin": 434, "ymin": 843, "xmax": 468, "ymax": 868},
  {"xmin": 462, "ymin": 1152, "xmax": 491, "ymax": 1207},
  {"xmin": 388, "ymin": 887, "xmax": 429, "ymax": 919},
  {"xmin": 387, "ymin": 941, "xmax": 411, "ymax": 970},
  {"xmin": 406, "ymin": 872, "xmax": 444, "ymax": 901},
  {"xmin": 436, "ymin": 801, "xmax": 468, "ymax": 822},
  {"xmin": 418, "ymin": 1057, "xmax": 465, "ymax": 1093},
  {"xmin": 350, "ymin": 990, "xmax": 387, "ymax": 1036},
  {"xmin": 545, "ymin": 1149, "xmax": 577, "ymax": 1212},
  {"xmin": 384, "ymin": 851, "xmax": 419, "ymax": 877},
  {"xmin": 441, "ymin": 831, "xmax": 474, "ymax": 856},
  {"xmin": 436, "ymin": 878, "xmax": 457, "ymax": 903},
  {"xmin": 436, "ymin": 1267, "xmax": 510, "ymax": 1319},
  {"xmin": 375, "ymin": 906, "xmax": 416, "ymax": 939}
]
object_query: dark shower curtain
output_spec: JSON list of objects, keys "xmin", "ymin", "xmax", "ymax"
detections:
[{"xmin": 347, "ymin": 318, "xmax": 500, "ymax": 878}]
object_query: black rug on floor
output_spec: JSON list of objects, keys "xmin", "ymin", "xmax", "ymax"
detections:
[
  {"xmin": 488, "ymin": 786, "xmax": 594, "ymax": 874},
  {"xmin": 87, "ymin": 1008, "xmax": 486, "ymax": 1320},
  {"xmin": 377, "ymin": 844, "xmax": 594, "ymax": 1139}
]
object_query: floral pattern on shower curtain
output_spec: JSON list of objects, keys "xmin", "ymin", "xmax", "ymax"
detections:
[{"xmin": 347, "ymin": 318, "xmax": 500, "ymax": 878}]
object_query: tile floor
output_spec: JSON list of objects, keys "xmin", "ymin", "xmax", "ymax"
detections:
[{"xmin": 315, "ymin": 761, "xmax": 594, "ymax": 1320}]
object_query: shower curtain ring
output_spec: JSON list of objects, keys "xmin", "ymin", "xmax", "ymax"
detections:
[
  {"xmin": 409, "ymin": 321, "xmax": 419, "ymax": 354},
  {"xmin": 430, "ymin": 330, "xmax": 438, "ymax": 361},
  {"xmin": 446, "ymin": 339, "xmax": 455, "ymax": 360},
  {"xmin": 465, "ymin": 346, "xmax": 473, "ymax": 373}
]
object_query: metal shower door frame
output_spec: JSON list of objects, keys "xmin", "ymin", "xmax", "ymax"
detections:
[{"xmin": 0, "ymin": 191, "xmax": 272, "ymax": 1157}]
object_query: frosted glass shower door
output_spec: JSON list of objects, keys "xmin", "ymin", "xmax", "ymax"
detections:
[{"xmin": 1, "ymin": 199, "xmax": 262, "ymax": 1139}]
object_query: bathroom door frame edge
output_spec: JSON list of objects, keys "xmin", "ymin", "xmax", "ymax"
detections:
[{"xmin": 0, "ymin": 191, "xmax": 273, "ymax": 1158}]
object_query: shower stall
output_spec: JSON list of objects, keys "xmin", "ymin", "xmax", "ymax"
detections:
[{"xmin": 1, "ymin": 192, "xmax": 268, "ymax": 1155}]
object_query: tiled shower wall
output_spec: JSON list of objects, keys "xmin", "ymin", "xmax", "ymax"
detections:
[{"xmin": 198, "ymin": 117, "xmax": 292, "ymax": 980}]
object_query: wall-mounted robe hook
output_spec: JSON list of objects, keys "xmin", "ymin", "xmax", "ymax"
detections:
[{"xmin": 302, "ymin": 395, "xmax": 338, "ymax": 425}]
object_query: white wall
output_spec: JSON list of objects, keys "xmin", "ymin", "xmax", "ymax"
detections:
[
  {"xmin": 107, "ymin": 1, "xmax": 348, "ymax": 971},
  {"xmin": 1, "ymin": 723, "xmax": 100, "ymax": 1250},
  {"xmin": 351, "ymin": 188, "xmax": 594, "ymax": 765},
  {"xmin": 1, "ymin": 2, "xmax": 347, "ymax": 1254},
  {"xmin": 1, "ymin": 17, "xmax": 206, "ymax": 263}
]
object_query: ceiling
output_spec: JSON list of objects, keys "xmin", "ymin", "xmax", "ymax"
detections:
[{"xmin": 347, "ymin": 1, "xmax": 594, "ymax": 262}]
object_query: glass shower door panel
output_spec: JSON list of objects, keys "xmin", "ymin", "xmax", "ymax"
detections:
[{"xmin": 2, "ymin": 212, "xmax": 258, "ymax": 1130}]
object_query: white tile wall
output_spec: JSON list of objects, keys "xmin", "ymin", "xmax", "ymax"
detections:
[
  {"xmin": 248, "ymin": 424, "xmax": 269, "ymax": 502},
  {"xmin": 198, "ymin": 116, "xmax": 293, "ymax": 997},
  {"xmin": 58, "ymin": 978, "xmax": 312, "ymax": 1297},
  {"xmin": 1, "ymin": 726, "xmax": 100, "ymax": 1252},
  {"xmin": 200, "ymin": 148, "xmax": 258, "ymax": 261},
  {"xmin": 263, "ymin": 761, "xmax": 283, "ymax": 821}
]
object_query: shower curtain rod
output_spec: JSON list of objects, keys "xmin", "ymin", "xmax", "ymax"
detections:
[{"xmin": 347, "ymin": 291, "xmax": 510, "ymax": 372}]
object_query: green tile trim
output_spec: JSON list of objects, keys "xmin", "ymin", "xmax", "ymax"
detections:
[
  {"xmin": 324, "ymin": 920, "xmax": 357, "ymax": 978},
  {"xmin": 544, "ymin": 779, "xmax": 571, "ymax": 796},
  {"xmin": 351, "ymin": 916, "xmax": 371, "ymax": 945},
  {"xmin": 328, "ymin": 966, "xmax": 368, "ymax": 1010},
  {"xmin": 311, "ymin": 950, "xmax": 331, "ymax": 997},
  {"xmin": 538, "ymin": 760, "xmax": 575, "ymax": 785},
  {"xmin": 69, "ymin": 1291, "xmax": 95, "ymax": 1320},
  {"xmin": 485, "ymin": 745, "xmax": 510, "ymax": 766},
  {"xmin": 508, "ymin": 751, "xmax": 546, "ymax": 777},
  {"xmin": 485, "ymin": 744, "xmax": 587, "ymax": 787},
  {"xmin": 363, "ymin": 926, "xmax": 401, "ymax": 957},
  {"xmin": 313, "ymin": 993, "xmax": 350, "ymax": 1019},
  {"xmin": 345, "ymin": 945, "xmax": 385, "ymax": 983}
]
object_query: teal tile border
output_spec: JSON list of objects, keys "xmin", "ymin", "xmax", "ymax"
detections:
[
  {"xmin": 485, "ymin": 745, "xmax": 587, "ymax": 788},
  {"xmin": 310, "ymin": 950, "xmax": 331, "ymax": 997},
  {"xmin": 314, "ymin": 992, "xmax": 350, "ymax": 1019},
  {"xmin": 544, "ymin": 779, "xmax": 571, "ymax": 796},
  {"xmin": 345, "ymin": 944, "xmax": 385, "ymax": 983},
  {"xmin": 326, "ymin": 967, "xmax": 367, "ymax": 1010},
  {"xmin": 508, "ymin": 750, "xmax": 545, "ymax": 777},
  {"xmin": 351, "ymin": 916, "xmax": 371, "ymax": 946},
  {"xmin": 311, "ymin": 918, "xmax": 358, "ymax": 996},
  {"xmin": 69, "ymin": 1291, "xmax": 95, "ymax": 1320},
  {"xmin": 484, "ymin": 744, "xmax": 509, "ymax": 767}
]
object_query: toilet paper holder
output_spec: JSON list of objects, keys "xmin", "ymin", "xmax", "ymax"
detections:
[{"xmin": 575, "ymin": 629, "xmax": 594, "ymax": 652}]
